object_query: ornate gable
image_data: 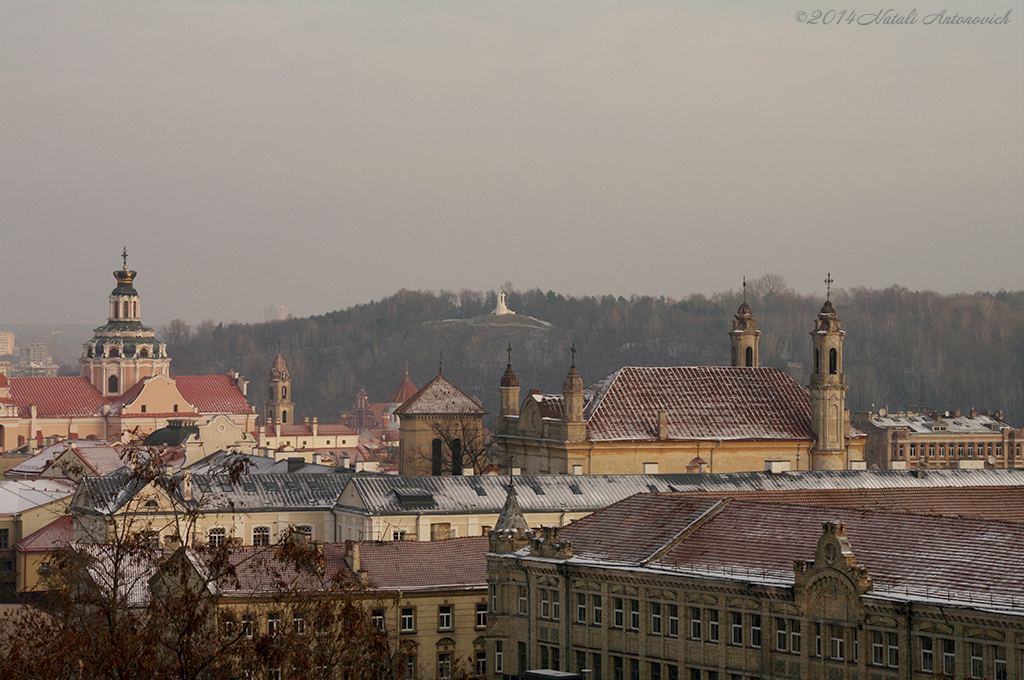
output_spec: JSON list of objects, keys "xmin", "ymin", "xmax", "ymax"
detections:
[{"xmin": 794, "ymin": 521, "xmax": 872, "ymax": 623}]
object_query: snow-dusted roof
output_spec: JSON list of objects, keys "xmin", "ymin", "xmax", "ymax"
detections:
[
  {"xmin": 0, "ymin": 478, "xmax": 77, "ymax": 516},
  {"xmin": 870, "ymin": 413, "xmax": 1013, "ymax": 434},
  {"xmin": 393, "ymin": 374, "xmax": 487, "ymax": 416}
]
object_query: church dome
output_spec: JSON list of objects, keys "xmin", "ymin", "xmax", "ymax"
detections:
[
  {"xmin": 389, "ymin": 372, "xmax": 418, "ymax": 404},
  {"xmin": 500, "ymin": 363, "xmax": 519, "ymax": 388},
  {"xmin": 736, "ymin": 302, "xmax": 753, "ymax": 317}
]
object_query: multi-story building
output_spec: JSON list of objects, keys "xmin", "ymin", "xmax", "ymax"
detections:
[
  {"xmin": 495, "ymin": 300, "xmax": 867, "ymax": 476},
  {"xmin": 487, "ymin": 490, "xmax": 1024, "ymax": 680},
  {"xmin": 395, "ymin": 373, "xmax": 488, "ymax": 476},
  {"xmin": 853, "ymin": 408, "xmax": 1023, "ymax": 470},
  {"xmin": 0, "ymin": 331, "xmax": 15, "ymax": 357}
]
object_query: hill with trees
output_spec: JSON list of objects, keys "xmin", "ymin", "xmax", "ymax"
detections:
[{"xmin": 160, "ymin": 277, "xmax": 1024, "ymax": 429}]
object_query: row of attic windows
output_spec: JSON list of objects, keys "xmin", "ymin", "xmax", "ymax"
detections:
[{"xmin": 86, "ymin": 345, "xmax": 153, "ymax": 359}]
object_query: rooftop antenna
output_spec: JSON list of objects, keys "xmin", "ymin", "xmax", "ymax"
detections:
[
  {"xmin": 824, "ymin": 272, "xmax": 834, "ymax": 301},
  {"xmin": 121, "ymin": 246, "xmax": 129, "ymax": 270}
]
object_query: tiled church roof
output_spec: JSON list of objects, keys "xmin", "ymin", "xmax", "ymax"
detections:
[
  {"xmin": 8, "ymin": 377, "xmax": 109, "ymax": 418},
  {"xmin": 393, "ymin": 374, "xmax": 486, "ymax": 416}
]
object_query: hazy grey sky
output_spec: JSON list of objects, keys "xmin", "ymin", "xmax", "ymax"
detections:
[{"xmin": 3, "ymin": 1, "xmax": 1021, "ymax": 326}]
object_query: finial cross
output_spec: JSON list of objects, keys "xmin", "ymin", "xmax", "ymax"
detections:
[
  {"xmin": 506, "ymin": 341, "xmax": 512, "ymax": 366},
  {"xmin": 121, "ymin": 246, "xmax": 129, "ymax": 269},
  {"xmin": 570, "ymin": 343, "xmax": 576, "ymax": 368},
  {"xmin": 742, "ymin": 276, "xmax": 747, "ymax": 304},
  {"xmin": 824, "ymin": 272, "xmax": 834, "ymax": 300}
]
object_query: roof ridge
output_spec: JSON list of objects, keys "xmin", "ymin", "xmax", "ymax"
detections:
[{"xmin": 640, "ymin": 497, "xmax": 732, "ymax": 565}]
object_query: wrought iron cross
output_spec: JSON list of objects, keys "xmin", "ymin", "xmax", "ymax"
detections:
[
  {"xmin": 824, "ymin": 272, "xmax": 834, "ymax": 300},
  {"xmin": 121, "ymin": 246, "xmax": 128, "ymax": 269}
]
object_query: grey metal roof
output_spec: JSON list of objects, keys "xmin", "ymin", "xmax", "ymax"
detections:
[
  {"xmin": 72, "ymin": 473, "xmax": 356, "ymax": 516},
  {"xmin": 185, "ymin": 451, "xmax": 345, "ymax": 475},
  {"xmin": 339, "ymin": 468, "xmax": 1024, "ymax": 516},
  {"xmin": 870, "ymin": 413, "xmax": 1014, "ymax": 434}
]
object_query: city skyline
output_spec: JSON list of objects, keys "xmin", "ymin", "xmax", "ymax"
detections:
[{"xmin": 2, "ymin": 2, "xmax": 1021, "ymax": 325}]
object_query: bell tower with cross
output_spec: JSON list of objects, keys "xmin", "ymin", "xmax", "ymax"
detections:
[{"xmin": 809, "ymin": 273, "xmax": 849, "ymax": 470}]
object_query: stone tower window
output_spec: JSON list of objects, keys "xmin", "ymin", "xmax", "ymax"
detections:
[
  {"xmin": 829, "ymin": 348, "xmax": 838, "ymax": 375},
  {"xmin": 432, "ymin": 438, "xmax": 444, "ymax": 476},
  {"xmin": 269, "ymin": 386, "xmax": 274, "ymax": 400},
  {"xmin": 122, "ymin": 301, "xmax": 129, "ymax": 317},
  {"xmin": 282, "ymin": 410, "xmax": 288, "ymax": 424},
  {"xmin": 108, "ymin": 375, "xmax": 119, "ymax": 393},
  {"xmin": 745, "ymin": 347, "xmax": 753, "ymax": 367},
  {"xmin": 815, "ymin": 349, "xmax": 820, "ymax": 374},
  {"xmin": 282, "ymin": 386, "xmax": 287, "ymax": 399}
]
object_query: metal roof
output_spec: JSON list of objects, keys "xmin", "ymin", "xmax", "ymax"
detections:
[{"xmin": 338, "ymin": 468, "xmax": 1024, "ymax": 516}]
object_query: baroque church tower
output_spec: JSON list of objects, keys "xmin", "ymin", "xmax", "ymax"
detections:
[
  {"xmin": 729, "ymin": 279, "xmax": 761, "ymax": 367},
  {"xmin": 266, "ymin": 353, "xmax": 295, "ymax": 424},
  {"xmin": 80, "ymin": 250, "xmax": 170, "ymax": 397},
  {"xmin": 809, "ymin": 275, "xmax": 849, "ymax": 470}
]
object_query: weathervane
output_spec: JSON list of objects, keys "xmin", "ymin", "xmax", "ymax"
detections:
[
  {"xmin": 824, "ymin": 272, "xmax": 834, "ymax": 301},
  {"xmin": 121, "ymin": 246, "xmax": 129, "ymax": 270}
]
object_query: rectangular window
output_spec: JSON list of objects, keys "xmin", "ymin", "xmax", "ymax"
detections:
[
  {"xmin": 293, "ymin": 612, "xmax": 306, "ymax": 635},
  {"xmin": 0, "ymin": 528, "xmax": 9, "ymax": 549},
  {"xmin": 438, "ymin": 652, "xmax": 452, "ymax": 680},
  {"xmin": 690, "ymin": 669, "xmax": 700, "ymax": 680},
  {"xmin": 888, "ymin": 632, "xmax": 899, "ymax": 668},
  {"xmin": 816, "ymin": 623, "xmax": 823, "ymax": 658},
  {"xmin": 438, "ymin": 605, "xmax": 453, "ymax": 630},
  {"xmin": 490, "ymin": 586, "xmax": 497, "ymax": 614},
  {"xmin": 613, "ymin": 656, "xmax": 624, "ymax": 680},
  {"xmin": 592, "ymin": 653, "xmax": 602, "ymax": 680},
  {"xmin": 667, "ymin": 666, "xmax": 678, "ymax": 680},
  {"xmin": 372, "ymin": 609, "xmax": 385, "ymax": 631},
  {"xmin": 751, "ymin": 614, "xmax": 762, "ymax": 649},
  {"xmin": 241, "ymin": 614, "xmax": 253, "ymax": 638},
  {"xmin": 830, "ymin": 625, "xmax": 844, "ymax": 661},
  {"xmin": 943, "ymin": 639, "xmax": 956, "ymax": 674},
  {"xmin": 629, "ymin": 599, "xmax": 640, "ymax": 631},
  {"xmin": 267, "ymin": 612, "xmax": 281, "ymax": 636},
  {"xmin": 401, "ymin": 607, "xmax": 415, "ymax": 632},
  {"xmin": 994, "ymin": 645, "xmax": 1007, "ymax": 680},
  {"xmin": 708, "ymin": 609, "xmax": 718, "ymax": 643},
  {"xmin": 776, "ymin": 618, "xmax": 788, "ymax": 652},
  {"xmin": 921, "ymin": 636, "xmax": 934, "ymax": 673},
  {"xmin": 791, "ymin": 620, "xmax": 801, "ymax": 654},
  {"xmin": 651, "ymin": 662, "xmax": 661, "ymax": 680},
  {"xmin": 629, "ymin": 658, "xmax": 639, "ymax": 680},
  {"xmin": 650, "ymin": 602, "xmax": 662, "ymax": 635},
  {"xmin": 872, "ymin": 630, "xmax": 884, "ymax": 665},
  {"xmin": 577, "ymin": 651, "xmax": 587, "ymax": 674},
  {"xmin": 613, "ymin": 597, "xmax": 624, "ymax": 629},
  {"xmin": 476, "ymin": 603, "xmax": 487, "ymax": 628},
  {"xmin": 518, "ymin": 586, "xmax": 528, "ymax": 615},
  {"xmin": 577, "ymin": 592, "xmax": 588, "ymax": 624},
  {"xmin": 731, "ymin": 612, "xmax": 743, "ymax": 646},
  {"xmin": 690, "ymin": 607, "xmax": 701, "ymax": 640},
  {"xmin": 541, "ymin": 589, "xmax": 550, "ymax": 619},
  {"xmin": 971, "ymin": 642, "xmax": 983, "ymax": 678},
  {"xmin": 668, "ymin": 604, "xmax": 679, "ymax": 638},
  {"xmin": 593, "ymin": 594, "xmax": 603, "ymax": 626},
  {"xmin": 476, "ymin": 651, "xmax": 486, "ymax": 677},
  {"xmin": 495, "ymin": 641, "xmax": 503, "ymax": 674},
  {"xmin": 552, "ymin": 590, "xmax": 560, "ymax": 622}
]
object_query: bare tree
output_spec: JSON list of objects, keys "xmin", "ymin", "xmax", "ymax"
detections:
[{"xmin": 427, "ymin": 417, "xmax": 496, "ymax": 476}]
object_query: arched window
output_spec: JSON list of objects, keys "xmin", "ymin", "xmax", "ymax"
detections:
[
  {"xmin": 108, "ymin": 347, "xmax": 119, "ymax": 358},
  {"xmin": 139, "ymin": 347, "xmax": 149, "ymax": 358},
  {"xmin": 451, "ymin": 439, "xmax": 463, "ymax": 475},
  {"xmin": 745, "ymin": 347, "xmax": 754, "ymax": 367},
  {"xmin": 112, "ymin": 302, "xmax": 118, "ymax": 319},
  {"xmin": 731, "ymin": 347, "xmax": 737, "ymax": 365},
  {"xmin": 281, "ymin": 410, "xmax": 288, "ymax": 424},
  {"xmin": 86, "ymin": 347, "xmax": 93, "ymax": 358},
  {"xmin": 829, "ymin": 348, "xmax": 838, "ymax": 375},
  {"xmin": 814, "ymin": 348, "xmax": 820, "ymax": 374},
  {"xmin": 282, "ymin": 386, "xmax": 287, "ymax": 399},
  {"xmin": 122, "ymin": 301, "xmax": 129, "ymax": 318},
  {"xmin": 432, "ymin": 438, "xmax": 444, "ymax": 476},
  {"xmin": 108, "ymin": 375, "xmax": 119, "ymax": 393}
]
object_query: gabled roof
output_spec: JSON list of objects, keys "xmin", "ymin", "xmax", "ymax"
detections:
[
  {"xmin": 174, "ymin": 375, "xmax": 254, "ymax": 415},
  {"xmin": 582, "ymin": 366, "xmax": 841, "ymax": 442},
  {"xmin": 7, "ymin": 376, "xmax": 108, "ymax": 418},
  {"xmin": 359, "ymin": 536, "xmax": 488, "ymax": 592},
  {"xmin": 5, "ymin": 439, "xmax": 116, "ymax": 478},
  {"xmin": 393, "ymin": 374, "xmax": 487, "ymax": 416},
  {"xmin": 15, "ymin": 515, "xmax": 73, "ymax": 553},
  {"xmin": 552, "ymin": 494, "xmax": 1024, "ymax": 607}
]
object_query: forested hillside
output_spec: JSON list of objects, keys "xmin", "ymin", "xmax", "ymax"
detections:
[{"xmin": 160, "ymin": 278, "xmax": 1024, "ymax": 428}]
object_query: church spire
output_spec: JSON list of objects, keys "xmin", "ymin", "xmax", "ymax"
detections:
[
  {"xmin": 489, "ymin": 480, "xmax": 532, "ymax": 553},
  {"xmin": 729, "ymin": 280, "xmax": 761, "ymax": 367},
  {"xmin": 499, "ymin": 342, "xmax": 520, "ymax": 418},
  {"xmin": 809, "ymin": 276, "xmax": 849, "ymax": 470}
]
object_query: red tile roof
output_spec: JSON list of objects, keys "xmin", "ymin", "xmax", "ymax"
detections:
[
  {"xmin": 389, "ymin": 375, "xmax": 419, "ymax": 405},
  {"xmin": 174, "ymin": 375, "xmax": 254, "ymax": 415},
  {"xmin": 560, "ymin": 494, "xmax": 1024, "ymax": 601},
  {"xmin": 15, "ymin": 515, "xmax": 73, "ymax": 553},
  {"xmin": 659, "ymin": 486, "xmax": 1024, "ymax": 523},
  {"xmin": 582, "ymin": 366, "xmax": 846, "ymax": 442},
  {"xmin": 359, "ymin": 536, "xmax": 489, "ymax": 592},
  {"xmin": 8, "ymin": 377, "xmax": 109, "ymax": 418}
]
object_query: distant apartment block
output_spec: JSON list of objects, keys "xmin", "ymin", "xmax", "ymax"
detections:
[
  {"xmin": 853, "ymin": 408, "xmax": 1023, "ymax": 470},
  {"xmin": 265, "ymin": 305, "xmax": 290, "ymax": 322},
  {"xmin": 0, "ymin": 331, "xmax": 14, "ymax": 356}
]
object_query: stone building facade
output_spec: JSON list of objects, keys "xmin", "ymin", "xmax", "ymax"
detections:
[{"xmin": 486, "ymin": 492, "xmax": 1024, "ymax": 680}]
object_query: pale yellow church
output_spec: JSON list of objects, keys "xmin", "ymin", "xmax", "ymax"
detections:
[
  {"xmin": 494, "ymin": 297, "xmax": 866, "ymax": 475},
  {"xmin": 0, "ymin": 255, "xmax": 256, "ymax": 456}
]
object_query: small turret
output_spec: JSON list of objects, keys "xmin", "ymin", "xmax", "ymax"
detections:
[
  {"xmin": 489, "ymin": 481, "xmax": 533, "ymax": 554},
  {"xmin": 729, "ymin": 299, "xmax": 761, "ymax": 367},
  {"xmin": 499, "ymin": 343, "xmax": 521, "ymax": 418}
]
